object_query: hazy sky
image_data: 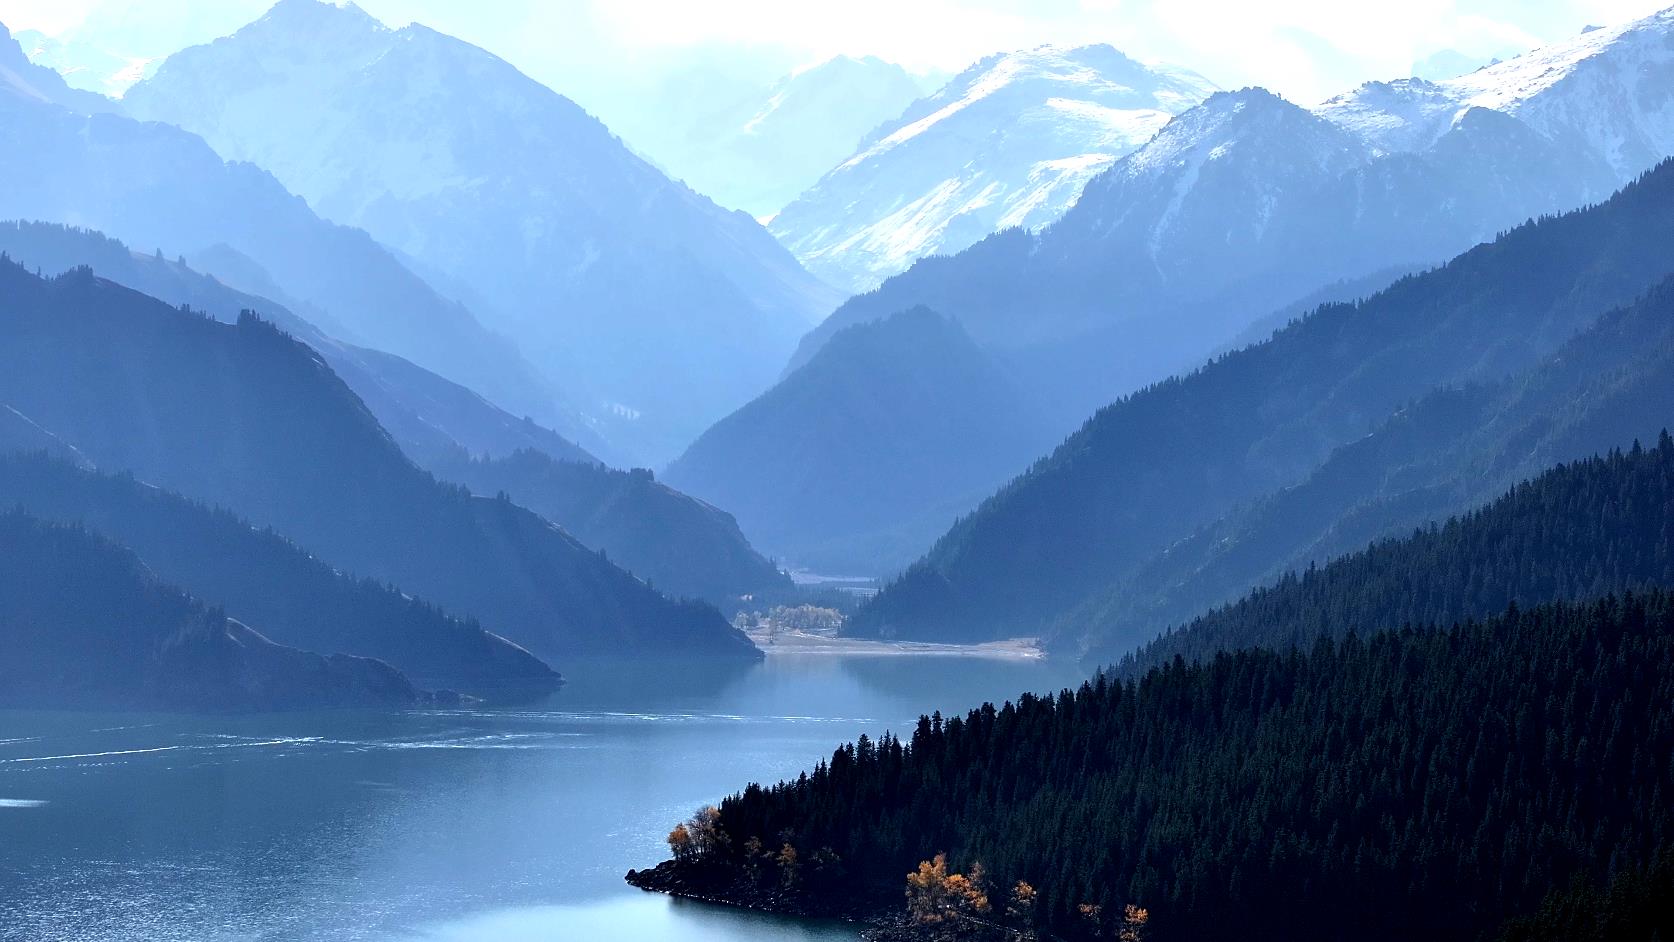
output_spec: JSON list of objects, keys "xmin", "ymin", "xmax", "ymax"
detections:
[{"xmin": 2, "ymin": 0, "xmax": 1669, "ymax": 110}]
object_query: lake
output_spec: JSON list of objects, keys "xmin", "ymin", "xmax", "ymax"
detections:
[{"xmin": 0, "ymin": 654, "xmax": 1084, "ymax": 941}]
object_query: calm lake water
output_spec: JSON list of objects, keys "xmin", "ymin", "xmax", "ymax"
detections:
[{"xmin": 0, "ymin": 655, "xmax": 1084, "ymax": 942}]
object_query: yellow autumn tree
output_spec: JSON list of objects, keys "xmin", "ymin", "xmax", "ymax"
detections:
[
  {"xmin": 906, "ymin": 853, "xmax": 992, "ymax": 925},
  {"xmin": 1118, "ymin": 904, "xmax": 1149, "ymax": 942},
  {"xmin": 667, "ymin": 823, "xmax": 694, "ymax": 862},
  {"xmin": 1007, "ymin": 880, "xmax": 1038, "ymax": 938},
  {"xmin": 777, "ymin": 842, "xmax": 800, "ymax": 888}
]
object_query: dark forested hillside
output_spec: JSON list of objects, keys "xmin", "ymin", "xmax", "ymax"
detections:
[
  {"xmin": 666, "ymin": 308, "xmax": 1055, "ymax": 572},
  {"xmin": 855, "ymin": 159, "xmax": 1674, "ymax": 643},
  {"xmin": 436, "ymin": 450, "xmax": 788, "ymax": 605},
  {"xmin": 0, "ymin": 261, "xmax": 757, "ymax": 665},
  {"xmin": 0, "ymin": 510, "xmax": 420, "ymax": 711},
  {"xmin": 1065, "ymin": 271, "xmax": 1674, "ymax": 664},
  {"xmin": 0, "ymin": 220, "xmax": 600, "ymax": 468},
  {"xmin": 640, "ymin": 593, "xmax": 1674, "ymax": 942},
  {"xmin": 1114, "ymin": 435, "xmax": 1674, "ymax": 676},
  {"xmin": 0, "ymin": 453, "xmax": 558, "ymax": 695}
]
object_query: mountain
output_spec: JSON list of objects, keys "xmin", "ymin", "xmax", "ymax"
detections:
[
  {"xmin": 123, "ymin": 0, "xmax": 841, "ymax": 462},
  {"xmin": 791, "ymin": 10, "xmax": 1674, "ymax": 433},
  {"xmin": 0, "ymin": 220, "xmax": 599, "ymax": 468},
  {"xmin": 633, "ymin": 591, "xmax": 1674, "ymax": 942},
  {"xmin": 0, "ymin": 260, "xmax": 758, "ymax": 665},
  {"xmin": 851, "ymin": 158, "xmax": 1674, "ymax": 643},
  {"xmin": 1067, "ymin": 272, "xmax": 1674, "ymax": 663},
  {"xmin": 1115, "ymin": 434, "xmax": 1674, "ymax": 677},
  {"xmin": 664, "ymin": 308, "xmax": 1056, "ymax": 572},
  {"xmin": 11, "ymin": 27, "xmax": 159, "ymax": 98},
  {"xmin": 434, "ymin": 450, "xmax": 790, "ymax": 606},
  {"xmin": 1322, "ymin": 9, "xmax": 1674, "ymax": 180},
  {"xmin": 769, "ymin": 45, "xmax": 1218, "ymax": 294},
  {"xmin": 0, "ymin": 509, "xmax": 420, "ymax": 712},
  {"xmin": 0, "ymin": 452, "xmax": 558, "ymax": 696},
  {"xmin": 0, "ymin": 20, "xmax": 115, "ymax": 112},
  {"xmin": 637, "ymin": 54, "xmax": 929, "ymax": 218},
  {"xmin": 0, "ymin": 22, "xmax": 567, "ymax": 439}
]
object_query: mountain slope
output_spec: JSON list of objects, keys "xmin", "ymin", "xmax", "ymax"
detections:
[
  {"xmin": 852, "ymin": 159, "xmax": 1674, "ymax": 642},
  {"xmin": 124, "ymin": 0, "xmax": 841, "ymax": 461},
  {"xmin": 665, "ymin": 308, "xmax": 1056, "ymax": 571},
  {"xmin": 645, "ymin": 54, "xmax": 928, "ymax": 218},
  {"xmin": 1117, "ymin": 433, "xmax": 1674, "ymax": 677},
  {"xmin": 0, "ymin": 220, "xmax": 598, "ymax": 468},
  {"xmin": 0, "ymin": 260, "xmax": 758, "ymax": 665},
  {"xmin": 0, "ymin": 510, "xmax": 420, "ymax": 712},
  {"xmin": 770, "ymin": 45, "xmax": 1217, "ymax": 294},
  {"xmin": 0, "ymin": 452, "xmax": 558, "ymax": 695},
  {"xmin": 1068, "ymin": 272, "xmax": 1674, "ymax": 662},
  {"xmin": 0, "ymin": 22, "xmax": 564, "ymax": 435},
  {"xmin": 434, "ymin": 450, "xmax": 790, "ymax": 605}
]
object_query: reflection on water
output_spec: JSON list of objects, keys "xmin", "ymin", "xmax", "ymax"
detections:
[{"xmin": 0, "ymin": 654, "xmax": 1083, "ymax": 942}]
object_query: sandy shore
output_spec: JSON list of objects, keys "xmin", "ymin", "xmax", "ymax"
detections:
[{"xmin": 744, "ymin": 627, "xmax": 1043, "ymax": 659}]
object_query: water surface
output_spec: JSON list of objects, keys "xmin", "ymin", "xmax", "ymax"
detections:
[{"xmin": 0, "ymin": 654, "xmax": 1083, "ymax": 941}]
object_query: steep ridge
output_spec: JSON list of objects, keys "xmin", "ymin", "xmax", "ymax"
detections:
[
  {"xmin": 1070, "ymin": 274, "xmax": 1674, "ymax": 662},
  {"xmin": 0, "ymin": 453, "xmax": 558, "ymax": 695},
  {"xmin": 790, "ymin": 11, "xmax": 1674, "ymax": 431},
  {"xmin": 123, "ymin": 0, "xmax": 841, "ymax": 461},
  {"xmin": 0, "ymin": 510, "xmax": 420, "ymax": 712},
  {"xmin": 665, "ymin": 308, "xmax": 1056, "ymax": 571},
  {"xmin": 853, "ymin": 159, "xmax": 1674, "ymax": 642},
  {"xmin": 0, "ymin": 22, "xmax": 563, "ymax": 434},
  {"xmin": 1116, "ymin": 433, "xmax": 1674, "ymax": 677},
  {"xmin": 0, "ymin": 220, "xmax": 598, "ymax": 468},
  {"xmin": 771, "ymin": 44, "xmax": 1217, "ymax": 294},
  {"xmin": 0, "ymin": 261, "xmax": 758, "ymax": 665}
]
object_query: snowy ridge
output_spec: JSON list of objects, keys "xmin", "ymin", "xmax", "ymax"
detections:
[
  {"xmin": 770, "ymin": 44, "xmax": 1217, "ymax": 294},
  {"xmin": 1319, "ymin": 6, "xmax": 1674, "ymax": 179}
]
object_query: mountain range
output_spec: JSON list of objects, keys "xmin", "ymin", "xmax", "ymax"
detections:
[
  {"xmin": 688, "ymin": 8, "xmax": 1674, "ymax": 576},
  {"xmin": 0, "ymin": 259, "xmax": 759, "ymax": 666},
  {"xmin": 853, "ymin": 155, "xmax": 1674, "ymax": 643},
  {"xmin": 122, "ymin": 0, "xmax": 842, "ymax": 462},
  {"xmin": 770, "ymin": 44, "xmax": 1218, "ymax": 294}
]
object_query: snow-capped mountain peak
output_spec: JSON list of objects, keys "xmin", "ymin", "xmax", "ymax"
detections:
[
  {"xmin": 770, "ymin": 43, "xmax": 1218, "ymax": 294},
  {"xmin": 1320, "ymin": 6, "xmax": 1674, "ymax": 179}
]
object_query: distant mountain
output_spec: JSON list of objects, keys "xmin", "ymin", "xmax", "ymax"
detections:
[
  {"xmin": 0, "ymin": 452, "xmax": 558, "ymax": 696},
  {"xmin": 0, "ymin": 20, "xmax": 115, "ymax": 112},
  {"xmin": 0, "ymin": 509, "xmax": 419, "ymax": 712},
  {"xmin": 638, "ymin": 54, "xmax": 929, "ymax": 218},
  {"xmin": 0, "ymin": 21, "xmax": 566, "ymax": 437},
  {"xmin": 0, "ymin": 261, "xmax": 758, "ymax": 665},
  {"xmin": 0, "ymin": 220, "xmax": 600, "ymax": 469},
  {"xmin": 1070, "ymin": 272, "xmax": 1674, "ymax": 663},
  {"xmin": 11, "ymin": 27, "xmax": 158, "ymax": 98},
  {"xmin": 1115, "ymin": 433, "xmax": 1674, "ymax": 678},
  {"xmin": 770, "ymin": 45, "xmax": 1218, "ymax": 294},
  {"xmin": 665, "ymin": 308, "xmax": 1055, "ymax": 571},
  {"xmin": 1322, "ymin": 10, "xmax": 1674, "ymax": 180},
  {"xmin": 123, "ymin": 0, "xmax": 841, "ymax": 462},
  {"xmin": 852, "ymin": 159, "xmax": 1674, "ymax": 643},
  {"xmin": 435, "ymin": 450, "xmax": 790, "ymax": 606},
  {"xmin": 793, "ymin": 11, "xmax": 1674, "ymax": 432}
]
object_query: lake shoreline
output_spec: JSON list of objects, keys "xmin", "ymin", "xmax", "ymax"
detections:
[{"xmin": 745, "ymin": 628, "xmax": 1043, "ymax": 659}]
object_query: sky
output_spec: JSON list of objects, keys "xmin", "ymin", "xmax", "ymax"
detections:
[{"xmin": 1, "ymin": 0, "xmax": 1669, "ymax": 113}]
